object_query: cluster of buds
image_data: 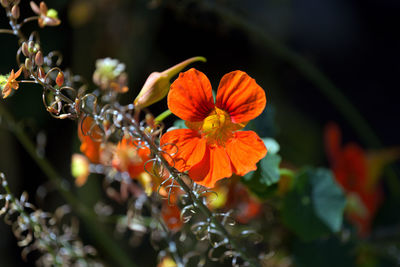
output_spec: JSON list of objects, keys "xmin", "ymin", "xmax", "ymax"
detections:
[
  {"xmin": 30, "ymin": 1, "xmax": 60, "ymax": 28},
  {"xmin": 92, "ymin": 58, "xmax": 129, "ymax": 93},
  {"xmin": 21, "ymin": 40, "xmax": 43, "ymax": 72},
  {"xmin": 20, "ymin": 40, "xmax": 64, "ymax": 87}
]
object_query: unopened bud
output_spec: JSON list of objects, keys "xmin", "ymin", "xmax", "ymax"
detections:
[
  {"xmin": 38, "ymin": 67, "xmax": 46, "ymax": 80},
  {"xmin": 11, "ymin": 5, "xmax": 20, "ymax": 19},
  {"xmin": 102, "ymin": 119, "xmax": 111, "ymax": 131},
  {"xmin": 1, "ymin": 0, "xmax": 10, "ymax": 8},
  {"xmin": 35, "ymin": 51, "xmax": 44, "ymax": 66},
  {"xmin": 28, "ymin": 41, "xmax": 36, "ymax": 54},
  {"xmin": 25, "ymin": 58, "xmax": 33, "ymax": 70},
  {"xmin": 21, "ymin": 42, "xmax": 29, "ymax": 57},
  {"xmin": 56, "ymin": 71, "xmax": 64, "ymax": 87},
  {"xmin": 134, "ymin": 56, "xmax": 206, "ymax": 109}
]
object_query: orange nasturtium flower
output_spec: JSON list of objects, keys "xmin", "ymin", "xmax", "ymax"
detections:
[
  {"xmin": 112, "ymin": 136, "xmax": 152, "ymax": 178},
  {"xmin": 1, "ymin": 67, "xmax": 22, "ymax": 99},
  {"xmin": 161, "ymin": 68, "xmax": 267, "ymax": 188}
]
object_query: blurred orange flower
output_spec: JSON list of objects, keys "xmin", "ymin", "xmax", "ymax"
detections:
[
  {"xmin": 78, "ymin": 116, "xmax": 102, "ymax": 163},
  {"xmin": 112, "ymin": 136, "xmax": 151, "ymax": 178},
  {"xmin": 1, "ymin": 67, "xmax": 22, "ymax": 99},
  {"xmin": 325, "ymin": 123, "xmax": 383, "ymax": 236},
  {"xmin": 210, "ymin": 179, "xmax": 262, "ymax": 224},
  {"xmin": 161, "ymin": 68, "xmax": 267, "ymax": 188}
]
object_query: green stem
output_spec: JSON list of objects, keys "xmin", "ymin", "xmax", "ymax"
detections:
[
  {"xmin": 154, "ymin": 109, "xmax": 172, "ymax": 123},
  {"xmin": 0, "ymin": 103, "xmax": 137, "ymax": 267},
  {"xmin": 279, "ymin": 168, "xmax": 295, "ymax": 179}
]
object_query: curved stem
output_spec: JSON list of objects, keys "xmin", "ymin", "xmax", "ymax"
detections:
[
  {"xmin": 279, "ymin": 168, "xmax": 295, "ymax": 179},
  {"xmin": 155, "ymin": 109, "xmax": 172, "ymax": 123},
  {"xmin": 0, "ymin": 103, "xmax": 137, "ymax": 267},
  {"xmin": 0, "ymin": 29, "xmax": 15, "ymax": 35},
  {"xmin": 20, "ymin": 16, "xmax": 40, "ymax": 28}
]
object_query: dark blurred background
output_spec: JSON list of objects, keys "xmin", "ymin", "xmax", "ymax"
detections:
[{"xmin": 1, "ymin": 0, "xmax": 399, "ymax": 266}]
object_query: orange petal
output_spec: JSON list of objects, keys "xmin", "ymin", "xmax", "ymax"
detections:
[
  {"xmin": 215, "ymin": 71, "xmax": 266, "ymax": 123},
  {"xmin": 189, "ymin": 145, "xmax": 232, "ymax": 188},
  {"xmin": 2, "ymin": 85, "xmax": 11, "ymax": 99},
  {"xmin": 160, "ymin": 129, "xmax": 207, "ymax": 172},
  {"xmin": 161, "ymin": 200, "xmax": 182, "ymax": 232},
  {"xmin": 168, "ymin": 68, "xmax": 215, "ymax": 122},
  {"xmin": 226, "ymin": 131, "xmax": 267, "ymax": 176},
  {"xmin": 14, "ymin": 67, "xmax": 23, "ymax": 78},
  {"xmin": 78, "ymin": 116, "xmax": 102, "ymax": 163}
]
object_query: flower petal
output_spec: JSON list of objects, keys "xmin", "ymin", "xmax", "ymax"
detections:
[
  {"xmin": 189, "ymin": 145, "xmax": 232, "ymax": 188},
  {"xmin": 226, "ymin": 131, "xmax": 267, "ymax": 176},
  {"xmin": 14, "ymin": 67, "xmax": 23, "ymax": 78},
  {"xmin": 78, "ymin": 116, "xmax": 102, "ymax": 163},
  {"xmin": 216, "ymin": 71, "xmax": 266, "ymax": 123},
  {"xmin": 160, "ymin": 129, "xmax": 207, "ymax": 172},
  {"xmin": 168, "ymin": 68, "xmax": 215, "ymax": 122}
]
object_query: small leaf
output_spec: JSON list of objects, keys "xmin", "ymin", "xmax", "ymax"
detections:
[
  {"xmin": 242, "ymin": 151, "xmax": 281, "ymax": 199},
  {"xmin": 282, "ymin": 168, "xmax": 346, "ymax": 241},
  {"xmin": 262, "ymin": 137, "xmax": 280, "ymax": 154},
  {"xmin": 172, "ymin": 119, "xmax": 187, "ymax": 129}
]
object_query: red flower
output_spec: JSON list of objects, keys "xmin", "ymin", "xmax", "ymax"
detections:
[
  {"xmin": 325, "ymin": 123, "xmax": 383, "ymax": 236},
  {"xmin": 161, "ymin": 68, "xmax": 267, "ymax": 188}
]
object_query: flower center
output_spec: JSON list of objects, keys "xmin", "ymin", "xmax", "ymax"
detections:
[{"xmin": 201, "ymin": 107, "xmax": 244, "ymax": 145}]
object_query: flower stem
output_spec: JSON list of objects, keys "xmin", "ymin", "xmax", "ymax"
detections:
[
  {"xmin": 154, "ymin": 109, "xmax": 172, "ymax": 123},
  {"xmin": 279, "ymin": 168, "xmax": 295, "ymax": 178}
]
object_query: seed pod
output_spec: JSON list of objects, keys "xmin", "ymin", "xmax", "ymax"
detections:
[
  {"xmin": 21, "ymin": 42, "xmax": 29, "ymax": 57},
  {"xmin": 35, "ymin": 51, "xmax": 44, "ymax": 66},
  {"xmin": 56, "ymin": 71, "xmax": 64, "ymax": 87},
  {"xmin": 11, "ymin": 5, "xmax": 20, "ymax": 19},
  {"xmin": 25, "ymin": 58, "xmax": 33, "ymax": 70},
  {"xmin": 28, "ymin": 41, "xmax": 35, "ymax": 54}
]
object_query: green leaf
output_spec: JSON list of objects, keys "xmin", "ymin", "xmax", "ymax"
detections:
[
  {"xmin": 172, "ymin": 119, "xmax": 187, "ymax": 129},
  {"xmin": 242, "ymin": 150, "xmax": 281, "ymax": 199},
  {"xmin": 282, "ymin": 168, "xmax": 346, "ymax": 241},
  {"xmin": 262, "ymin": 137, "xmax": 280, "ymax": 154}
]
